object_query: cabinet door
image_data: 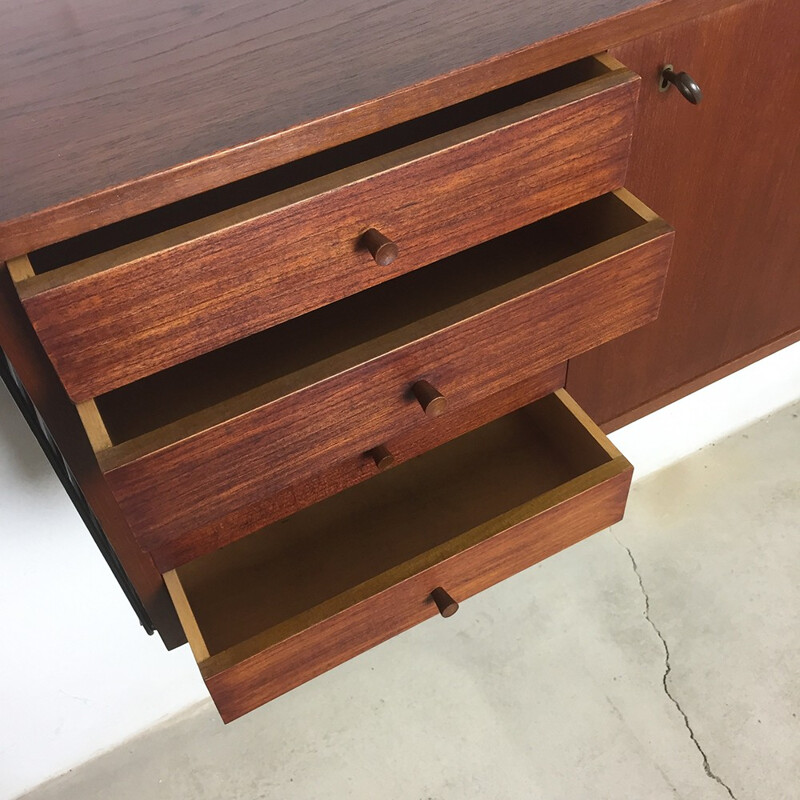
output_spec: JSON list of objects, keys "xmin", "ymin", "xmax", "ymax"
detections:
[{"xmin": 567, "ymin": 0, "xmax": 800, "ymax": 427}]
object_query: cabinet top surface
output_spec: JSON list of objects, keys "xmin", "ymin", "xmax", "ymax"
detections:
[{"xmin": 0, "ymin": 0, "xmax": 722, "ymax": 256}]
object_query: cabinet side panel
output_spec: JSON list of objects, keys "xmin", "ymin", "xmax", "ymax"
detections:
[{"xmin": 0, "ymin": 265, "xmax": 184, "ymax": 647}]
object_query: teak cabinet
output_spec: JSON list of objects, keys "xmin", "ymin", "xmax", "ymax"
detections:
[
  {"xmin": 567, "ymin": 0, "xmax": 800, "ymax": 424},
  {"xmin": 1, "ymin": 0, "xmax": 797, "ymax": 722}
]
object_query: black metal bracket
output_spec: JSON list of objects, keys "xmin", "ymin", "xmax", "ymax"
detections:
[{"xmin": 0, "ymin": 348, "xmax": 154, "ymax": 634}]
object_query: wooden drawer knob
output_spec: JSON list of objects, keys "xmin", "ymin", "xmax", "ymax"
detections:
[
  {"xmin": 431, "ymin": 587, "xmax": 459, "ymax": 618},
  {"xmin": 659, "ymin": 65, "xmax": 703, "ymax": 104},
  {"xmin": 412, "ymin": 380, "xmax": 447, "ymax": 417},
  {"xmin": 362, "ymin": 228, "xmax": 399, "ymax": 266},
  {"xmin": 369, "ymin": 444, "xmax": 395, "ymax": 471}
]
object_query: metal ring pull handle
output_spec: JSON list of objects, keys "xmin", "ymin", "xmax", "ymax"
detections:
[{"xmin": 660, "ymin": 64, "xmax": 703, "ymax": 104}]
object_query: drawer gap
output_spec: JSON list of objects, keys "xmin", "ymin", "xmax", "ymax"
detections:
[
  {"xmin": 94, "ymin": 192, "xmax": 651, "ymax": 448},
  {"xmin": 26, "ymin": 58, "xmax": 610, "ymax": 277},
  {"xmin": 173, "ymin": 392, "xmax": 616, "ymax": 658}
]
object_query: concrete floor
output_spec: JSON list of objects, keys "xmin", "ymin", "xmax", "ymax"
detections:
[{"xmin": 20, "ymin": 402, "xmax": 799, "ymax": 800}]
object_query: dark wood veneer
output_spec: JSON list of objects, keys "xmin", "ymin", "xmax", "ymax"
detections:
[
  {"xmin": 166, "ymin": 391, "xmax": 632, "ymax": 721},
  {"xmin": 89, "ymin": 193, "xmax": 671, "ymax": 549},
  {"xmin": 15, "ymin": 62, "xmax": 637, "ymax": 401},
  {"xmin": 1, "ymin": 0, "xmax": 795, "ymax": 713},
  {"xmin": 148, "ymin": 366, "xmax": 568, "ymax": 571},
  {"xmin": 566, "ymin": 0, "xmax": 800, "ymax": 425},
  {"xmin": 0, "ymin": 0, "xmax": 745, "ymax": 259}
]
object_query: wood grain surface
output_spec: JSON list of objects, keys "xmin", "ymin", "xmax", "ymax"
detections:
[
  {"xmin": 566, "ymin": 0, "xmax": 800, "ymax": 425},
  {"xmin": 207, "ymin": 467, "xmax": 630, "ymax": 722},
  {"xmin": 17, "ymin": 62, "xmax": 637, "ymax": 401},
  {"xmin": 2, "ymin": 0, "xmax": 791, "ymax": 662},
  {"xmin": 149, "ymin": 366, "xmax": 567, "ymax": 570},
  {"xmin": 92, "ymin": 194, "xmax": 672, "ymax": 549},
  {"xmin": 0, "ymin": 0, "xmax": 745, "ymax": 259},
  {"xmin": 599, "ymin": 328, "xmax": 800, "ymax": 431},
  {"xmin": 165, "ymin": 391, "xmax": 631, "ymax": 722}
]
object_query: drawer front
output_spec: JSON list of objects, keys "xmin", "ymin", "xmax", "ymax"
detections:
[
  {"xmin": 14, "ymin": 56, "xmax": 639, "ymax": 402},
  {"xmin": 93, "ymin": 191, "xmax": 672, "ymax": 549},
  {"xmin": 151, "ymin": 366, "xmax": 568, "ymax": 570},
  {"xmin": 165, "ymin": 390, "xmax": 633, "ymax": 722}
]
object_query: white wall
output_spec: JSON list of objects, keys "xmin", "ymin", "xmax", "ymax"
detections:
[
  {"xmin": 1, "ymin": 341, "xmax": 798, "ymax": 799},
  {"xmin": 0, "ymin": 396, "xmax": 208, "ymax": 800}
]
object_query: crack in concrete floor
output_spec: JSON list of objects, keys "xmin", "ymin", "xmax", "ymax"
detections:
[{"xmin": 616, "ymin": 534, "xmax": 738, "ymax": 800}]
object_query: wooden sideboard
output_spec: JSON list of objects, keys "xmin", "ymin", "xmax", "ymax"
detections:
[{"xmin": 1, "ymin": 0, "xmax": 797, "ymax": 722}]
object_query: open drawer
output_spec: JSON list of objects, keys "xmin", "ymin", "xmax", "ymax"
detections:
[
  {"xmin": 165, "ymin": 389, "xmax": 632, "ymax": 722},
  {"xmin": 10, "ymin": 54, "xmax": 639, "ymax": 401},
  {"xmin": 79, "ymin": 190, "xmax": 671, "ymax": 554}
]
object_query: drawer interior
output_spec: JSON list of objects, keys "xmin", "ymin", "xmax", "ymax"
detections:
[
  {"xmin": 25, "ymin": 57, "xmax": 611, "ymax": 277},
  {"xmin": 167, "ymin": 390, "xmax": 625, "ymax": 660},
  {"xmin": 93, "ymin": 191, "xmax": 655, "ymax": 448}
]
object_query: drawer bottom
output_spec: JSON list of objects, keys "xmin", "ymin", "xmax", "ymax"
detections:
[{"xmin": 165, "ymin": 389, "xmax": 632, "ymax": 722}]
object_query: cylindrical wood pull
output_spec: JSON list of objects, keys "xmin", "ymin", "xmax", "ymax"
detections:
[
  {"xmin": 411, "ymin": 380, "xmax": 447, "ymax": 417},
  {"xmin": 369, "ymin": 444, "xmax": 395, "ymax": 471},
  {"xmin": 362, "ymin": 228, "xmax": 399, "ymax": 266},
  {"xmin": 431, "ymin": 587, "xmax": 459, "ymax": 618},
  {"xmin": 659, "ymin": 65, "xmax": 703, "ymax": 104}
]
